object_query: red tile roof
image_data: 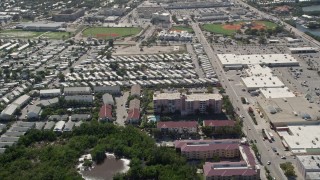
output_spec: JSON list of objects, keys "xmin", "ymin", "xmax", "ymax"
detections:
[
  {"xmin": 127, "ymin": 108, "xmax": 140, "ymax": 120},
  {"xmin": 175, "ymin": 139, "xmax": 241, "ymax": 152},
  {"xmin": 157, "ymin": 121, "xmax": 198, "ymax": 129},
  {"xmin": 99, "ymin": 104, "xmax": 112, "ymax": 119},
  {"xmin": 203, "ymin": 120, "xmax": 235, "ymax": 127}
]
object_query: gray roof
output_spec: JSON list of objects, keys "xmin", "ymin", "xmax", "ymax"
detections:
[
  {"xmin": 10, "ymin": 126, "xmax": 30, "ymax": 132},
  {"xmin": 63, "ymin": 120, "xmax": 75, "ymax": 132},
  {"xmin": 35, "ymin": 122, "xmax": 46, "ymax": 130},
  {"xmin": 13, "ymin": 94, "xmax": 30, "ymax": 106},
  {"xmin": 18, "ymin": 22, "xmax": 65, "ymax": 28},
  {"xmin": 48, "ymin": 115, "xmax": 68, "ymax": 121},
  {"xmin": 70, "ymin": 114, "xmax": 91, "ymax": 121},
  {"xmin": 43, "ymin": 121, "xmax": 55, "ymax": 130},
  {"xmin": 40, "ymin": 89, "xmax": 61, "ymax": 95},
  {"xmin": 131, "ymin": 84, "xmax": 141, "ymax": 96},
  {"xmin": 3, "ymin": 131, "xmax": 25, "ymax": 137},
  {"xmin": 102, "ymin": 93, "xmax": 114, "ymax": 105},
  {"xmin": 93, "ymin": 86, "xmax": 120, "ymax": 93},
  {"xmin": 40, "ymin": 97, "xmax": 59, "ymax": 107},
  {"xmin": 14, "ymin": 121, "xmax": 35, "ymax": 128},
  {"xmin": 64, "ymin": 86, "xmax": 91, "ymax": 93},
  {"xmin": 0, "ymin": 142, "xmax": 14, "ymax": 148},
  {"xmin": 0, "ymin": 124, "xmax": 6, "ymax": 131},
  {"xmin": 0, "ymin": 136, "xmax": 20, "ymax": 142},
  {"xmin": 28, "ymin": 106, "xmax": 41, "ymax": 115},
  {"xmin": 1, "ymin": 104, "xmax": 18, "ymax": 116},
  {"xmin": 75, "ymin": 121, "xmax": 83, "ymax": 127}
]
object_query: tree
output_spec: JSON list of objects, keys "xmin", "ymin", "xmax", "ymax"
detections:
[
  {"xmin": 108, "ymin": 39, "xmax": 114, "ymax": 47},
  {"xmin": 258, "ymin": 36, "xmax": 267, "ymax": 44},
  {"xmin": 58, "ymin": 72, "xmax": 65, "ymax": 82}
]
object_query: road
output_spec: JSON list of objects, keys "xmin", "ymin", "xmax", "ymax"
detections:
[
  {"xmin": 115, "ymin": 91, "xmax": 129, "ymax": 126},
  {"xmin": 191, "ymin": 22, "xmax": 287, "ymax": 180}
]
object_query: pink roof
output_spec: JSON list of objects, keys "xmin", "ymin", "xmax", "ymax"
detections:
[
  {"xmin": 157, "ymin": 121, "xmax": 198, "ymax": 129},
  {"xmin": 203, "ymin": 120, "xmax": 235, "ymax": 127},
  {"xmin": 99, "ymin": 104, "xmax": 112, "ymax": 119},
  {"xmin": 127, "ymin": 108, "xmax": 140, "ymax": 120}
]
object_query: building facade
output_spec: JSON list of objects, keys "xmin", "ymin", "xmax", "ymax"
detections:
[
  {"xmin": 153, "ymin": 92, "xmax": 222, "ymax": 115},
  {"xmin": 157, "ymin": 121, "xmax": 198, "ymax": 134}
]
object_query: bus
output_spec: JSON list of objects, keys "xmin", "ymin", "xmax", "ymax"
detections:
[
  {"xmin": 262, "ymin": 129, "xmax": 273, "ymax": 142},
  {"xmin": 282, "ymin": 140, "xmax": 289, "ymax": 151},
  {"xmin": 268, "ymin": 132, "xmax": 275, "ymax": 141}
]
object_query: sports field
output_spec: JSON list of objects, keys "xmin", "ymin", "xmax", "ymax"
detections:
[
  {"xmin": 171, "ymin": 26, "xmax": 194, "ymax": 33},
  {"xmin": 203, "ymin": 21, "xmax": 278, "ymax": 35},
  {"xmin": 82, "ymin": 27, "xmax": 142, "ymax": 39}
]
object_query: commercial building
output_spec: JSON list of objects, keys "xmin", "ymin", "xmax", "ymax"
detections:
[
  {"xmin": 241, "ymin": 75, "xmax": 285, "ymax": 91},
  {"xmin": 152, "ymin": 12, "xmax": 171, "ymax": 23},
  {"xmin": 296, "ymin": 155, "xmax": 320, "ymax": 179},
  {"xmin": 99, "ymin": 104, "xmax": 113, "ymax": 122},
  {"xmin": 40, "ymin": 89, "xmax": 61, "ymax": 97},
  {"xmin": 285, "ymin": 37, "xmax": 302, "ymax": 43},
  {"xmin": 93, "ymin": 86, "xmax": 120, "ymax": 95},
  {"xmin": 260, "ymin": 87, "xmax": 296, "ymax": 99},
  {"xmin": 289, "ymin": 47, "xmax": 318, "ymax": 54},
  {"xmin": 217, "ymin": 54, "xmax": 299, "ymax": 69},
  {"xmin": 203, "ymin": 120, "xmax": 235, "ymax": 131},
  {"xmin": 153, "ymin": 92, "xmax": 222, "ymax": 116},
  {"xmin": 52, "ymin": 8, "xmax": 85, "ymax": 22},
  {"xmin": 102, "ymin": 93, "xmax": 114, "ymax": 105},
  {"xmin": 164, "ymin": 2, "xmax": 232, "ymax": 9},
  {"xmin": 16, "ymin": 22, "xmax": 66, "ymax": 32},
  {"xmin": 157, "ymin": 121, "xmax": 198, "ymax": 134},
  {"xmin": 101, "ymin": 8, "xmax": 126, "ymax": 16},
  {"xmin": 137, "ymin": 7, "xmax": 164, "ymax": 19},
  {"xmin": 257, "ymin": 97, "xmax": 320, "ymax": 127},
  {"xmin": 65, "ymin": 95, "xmax": 93, "ymax": 103},
  {"xmin": 64, "ymin": 87, "xmax": 91, "ymax": 95},
  {"xmin": 278, "ymin": 125, "xmax": 320, "ymax": 154}
]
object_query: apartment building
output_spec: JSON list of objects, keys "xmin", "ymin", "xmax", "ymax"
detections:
[
  {"xmin": 64, "ymin": 87, "xmax": 91, "ymax": 95},
  {"xmin": 203, "ymin": 120, "xmax": 235, "ymax": 131},
  {"xmin": 157, "ymin": 121, "xmax": 198, "ymax": 134},
  {"xmin": 153, "ymin": 92, "xmax": 222, "ymax": 115}
]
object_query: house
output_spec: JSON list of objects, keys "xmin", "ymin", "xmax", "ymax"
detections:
[
  {"xmin": 0, "ymin": 104, "xmax": 18, "ymax": 120},
  {"xmin": 70, "ymin": 114, "xmax": 91, "ymax": 121},
  {"xmin": 130, "ymin": 84, "xmax": 141, "ymax": 97},
  {"xmin": 63, "ymin": 120, "xmax": 75, "ymax": 132},
  {"xmin": 203, "ymin": 120, "xmax": 235, "ymax": 131},
  {"xmin": 102, "ymin": 93, "xmax": 114, "ymax": 105},
  {"xmin": 157, "ymin": 121, "xmax": 198, "ymax": 134},
  {"xmin": 99, "ymin": 104, "xmax": 113, "ymax": 122},
  {"xmin": 43, "ymin": 121, "xmax": 56, "ymax": 130},
  {"xmin": 12, "ymin": 94, "xmax": 31, "ymax": 108},
  {"xmin": 48, "ymin": 115, "xmax": 68, "ymax": 121},
  {"xmin": 27, "ymin": 106, "xmax": 42, "ymax": 120},
  {"xmin": 129, "ymin": 98, "xmax": 140, "ymax": 109},
  {"xmin": 126, "ymin": 108, "xmax": 140, "ymax": 123}
]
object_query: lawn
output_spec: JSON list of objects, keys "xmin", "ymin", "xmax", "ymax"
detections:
[
  {"xmin": 42, "ymin": 32, "xmax": 71, "ymax": 39},
  {"xmin": 202, "ymin": 24, "xmax": 237, "ymax": 36},
  {"xmin": 171, "ymin": 26, "xmax": 194, "ymax": 33},
  {"xmin": 82, "ymin": 27, "xmax": 142, "ymax": 39},
  {"xmin": 0, "ymin": 29, "xmax": 44, "ymax": 38},
  {"xmin": 254, "ymin": 21, "xmax": 278, "ymax": 29}
]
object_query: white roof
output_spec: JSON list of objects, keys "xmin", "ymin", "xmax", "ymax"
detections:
[
  {"xmin": 296, "ymin": 155, "xmax": 320, "ymax": 170},
  {"xmin": 282, "ymin": 125, "xmax": 320, "ymax": 153},
  {"xmin": 245, "ymin": 64, "xmax": 273, "ymax": 76},
  {"xmin": 1, "ymin": 104, "xmax": 18, "ymax": 116},
  {"xmin": 217, "ymin": 54, "xmax": 298, "ymax": 66},
  {"xmin": 242, "ymin": 75, "xmax": 284, "ymax": 89},
  {"xmin": 40, "ymin": 89, "xmax": 61, "ymax": 94},
  {"xmin": 53, "ymin": 121, "xmax": 65, "ymax": 131},
  {"xmin": 13, "ymin": 94, "xmax": 30, "ymax": 106},
  {"xmin": 289, "ymin": 47, "xmax": 318, "ymax": 51},
  {"xmin": 260, "ymin": 87, "xmax": 296, "ymax": 99}
]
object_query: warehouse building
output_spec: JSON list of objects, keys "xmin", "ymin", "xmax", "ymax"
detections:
[
  {"xmin": 279, "ymin": 125, "xmax": 320, "ymax": 155},
  {"xmin": 16, "ymin": 22, "xmax": 66, "ymax": 32},
  {"xmin": 257, "ymin": 97, "xmax": 320, "ymax": 127},
  {"xmin": 260, "ymin": 87, "xmax": 296, "ymax": 99},
  {"xmin": 296, "ymin": 155, "xmax": 320, "ymax": 179},
  {"xmin": 289, "ymin": 47, "xmax": 318, "ymax": 54},
  {"xmin": 40, "ymin": 89, "xmax": 61, "ymax": 97},
  {"xmin": 52, "ymin": 8, "xmax": 85, "ymax": 22},
  {"xmin": 64, "ymin": 87, "xmax": 91, "ymax": 95},
  {"xmin": 217, "ymin": 54, "xmax": 299, "ymax": 69}
]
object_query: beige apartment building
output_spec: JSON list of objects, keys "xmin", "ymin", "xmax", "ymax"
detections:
[{"xmin": 153, "ymin": 92, "xmax": 222, "ymax": 115}]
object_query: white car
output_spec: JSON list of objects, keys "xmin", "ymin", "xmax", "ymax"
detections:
[{"xmin": 267, "ymin": 161, "xmax": 271, "ymax": 165}]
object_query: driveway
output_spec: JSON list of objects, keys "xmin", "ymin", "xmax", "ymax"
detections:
[{"xmin": 115, "ymin": 91, "xmax": 129, "ymax": 126}]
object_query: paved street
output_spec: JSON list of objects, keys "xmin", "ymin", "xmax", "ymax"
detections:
[
  {"xmin": 115, "ymin": 91, "xmax": 129, "ymax": 126},
  {"xmin": 191, "ymin": 22, "xmax": 287, "ymax": 180},
  {"xmin": 186, "ymin": 44, "xmax": 205, "ymax": 78}
]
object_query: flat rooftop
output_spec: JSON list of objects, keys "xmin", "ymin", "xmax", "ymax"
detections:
[
  {"xmin": 258, "ymin": 97, "xmax": 320, "ymax": 127},
  {"xmin": 245, "ymin": 64, "xmax": 273, "ymax": 76},
  {"xmin": 296, "ymin": 155, "xmax": 320, "ymax": 170},
  {"xmin": 260, "ymin": 87, "xmax": 296, "ymax": 99},
  {"xmin": 281, "ymin": 126, "xmax": 320, "ymax": 154},
  {"xmin": 217, "ymin": 54, "xmax": 299, "ymax": 67},
  {"xmin": 242, "ymin": 75, "xmax": 284, "ymax": 89}
]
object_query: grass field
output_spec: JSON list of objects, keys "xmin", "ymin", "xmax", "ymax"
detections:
[
  {"xmin": 0, "ymin": 29, "xmax": 72, "ymax": 39},
  {"xmin": 0, "ymin": 29, "xmax": 44, "ymax": 38},
  {"xmin": 82, "ymin": 27, "xmax": 142, "ymax": 39},
  {"xmin": 42, "ymin": 32, "xmax": 71, "ymax": 39},
  {"xmin": 202, "ymin": 24, "xmax": 237, "ymax": 36},
  {"xmin": 254, "ymin": 21, "xmax": 277, "ymax": 29},
  {"xmin": 171, "ymin": 26, "xmax": 194, "ymax": 33}
]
